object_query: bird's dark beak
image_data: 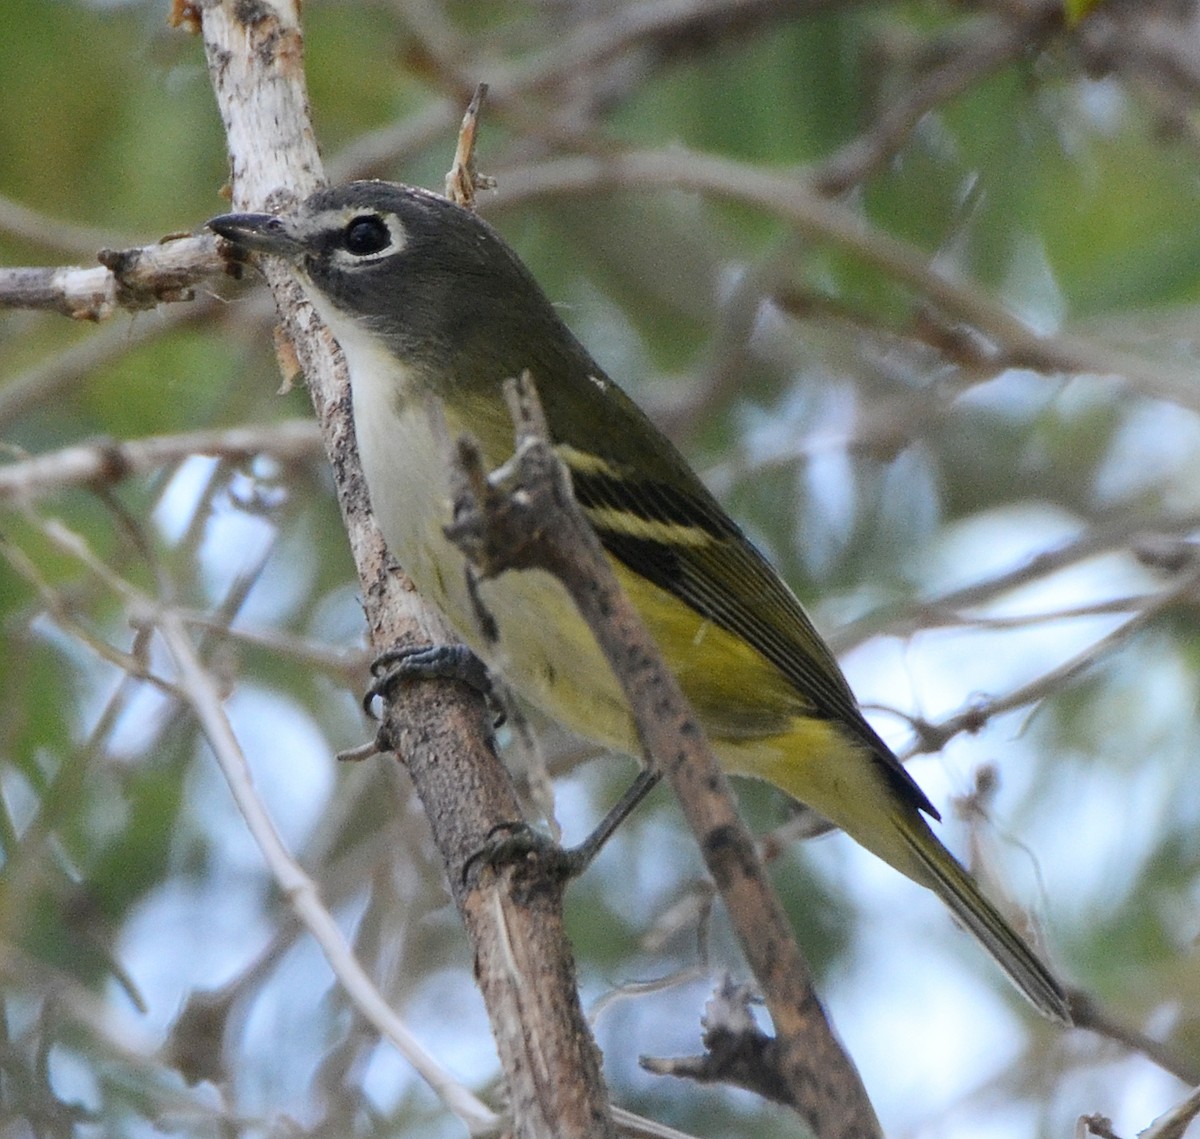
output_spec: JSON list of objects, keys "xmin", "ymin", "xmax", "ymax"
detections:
[{"xmin": 207, "ymin": 212, "xmax": 303, "ymax": 259}]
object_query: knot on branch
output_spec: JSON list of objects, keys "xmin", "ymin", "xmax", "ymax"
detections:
[
  {"xmin": 443, "ymin": 370, "xmax": 580, "ymax": 581},
  {"xmin": 641, "ymin": 975, "xmax": 793, "ymax": 1108},
  {"xmin": 95, "ymin": 231, "xmax": 227, "ymax": 314}
]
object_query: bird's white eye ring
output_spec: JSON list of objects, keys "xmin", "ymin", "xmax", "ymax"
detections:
[{"xmin": 343, "ymin": 215, "xmax": 391, "ymax": 256}]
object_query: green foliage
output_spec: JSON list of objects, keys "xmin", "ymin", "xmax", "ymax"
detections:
[{"xmin": 0, "ymin": 0, "xmax": 225, "ymax": 233}]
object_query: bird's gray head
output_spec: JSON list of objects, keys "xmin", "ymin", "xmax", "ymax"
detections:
[{"xmin": 207, "ymin": 181, "xmax": 574, "ymax": 373}]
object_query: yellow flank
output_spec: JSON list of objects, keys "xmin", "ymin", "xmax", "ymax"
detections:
[
  {"xmin": 605, "ymin": 557, "xmax": 1073, "ymax": 1025},
  {"xmin": 613, "ymin": 558, "xmax": 902, "ymax": 852},
  {"xmin": 609, "ymin": 560, "xmax": 801, "ymax": 740}
]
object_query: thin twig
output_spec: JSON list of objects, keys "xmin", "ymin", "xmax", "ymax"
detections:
[
  {"xmin": 0, "ymin": 420, "xmax": 322, "ymax": 503},
  {"xmin": 156, "ymin": 608, "xmax": 503, "ymax": 1136},
  {"xmin": 445, "ymin": 83, "xmax": 496, "ymax": 210},
  {"xmin": 830, "ymin": 509, "xmax": 1200, "ymax": 654},
  {"xmin": 487, "ymin": 147, "xmax": 1200, "ymax": 411},
  {"xmin": 1069, "ymin": 990, "xmax": 1200, "ymax": 1088},
  {"xmin": 900, "ymin": 570, "xmax": 1200, "ymax": 759}
]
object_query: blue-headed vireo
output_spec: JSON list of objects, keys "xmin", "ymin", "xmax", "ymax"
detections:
[{"xmin": 208, "ymin": 182, "xmax": 1070, "ymax": 1024}]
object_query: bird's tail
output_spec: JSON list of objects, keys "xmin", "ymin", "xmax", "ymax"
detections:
[{"xmin": 896, "ymin": 813, "xmax": 1072, "ymax": 1024}]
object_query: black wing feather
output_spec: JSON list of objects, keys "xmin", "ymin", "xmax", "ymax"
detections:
[{"xmin": 566, "ymin": 461, "xmax": 937, "ymax": 818}]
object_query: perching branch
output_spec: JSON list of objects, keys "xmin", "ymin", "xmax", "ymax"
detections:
[{"xmin": 197, "ymin": 3, "xmax": 619, "ymax": 1137}]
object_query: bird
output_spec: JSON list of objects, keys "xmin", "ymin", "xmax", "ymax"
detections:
[{"xmin": 208, "ymin": 180, "xmax": 1071, "ymax": 1023}]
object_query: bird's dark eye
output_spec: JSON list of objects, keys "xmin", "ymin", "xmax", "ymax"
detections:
[{"xmin": 343, "ymin": 215, "xmax": 390, "ymax": 256}]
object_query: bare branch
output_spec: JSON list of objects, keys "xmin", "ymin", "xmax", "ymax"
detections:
[
  {"xmin": 1069, "ymin": 990, "xmax": 1200, "ymax": 1089},
  {"xmin": 0, "ymin": 235, "xmax": 224, "ymax": 321},
  {"xmin": 831, "ymin": 510, "xmax": 1200, "ymax": 655},
  {"xmin": 0, "ymin": 420, "xmax": 322, "ymax": 503},
  {"xmin": 901, "ymin": 567, "xmax": 1200, "ymax": 759},
  {"xmin": 488, "ymin": 147, "xmax": 1200, "ymax": 411}
]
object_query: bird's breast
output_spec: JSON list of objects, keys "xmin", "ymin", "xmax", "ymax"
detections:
[{"xmin": 333, "ymin": 327, "xmax": 640, "ymax": 752}]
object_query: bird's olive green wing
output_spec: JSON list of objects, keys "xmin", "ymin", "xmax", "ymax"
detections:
[{"xmin": 535, "ymin": 366, "xmax": 937, "ymax": 819}]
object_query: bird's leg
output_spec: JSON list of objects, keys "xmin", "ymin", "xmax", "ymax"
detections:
[
  {"xmin": 468, "ymin": 766, "xmax": 662, "ymax": 882},
  {"xmin": 568, "ymin": 765, "xmax": 663, "ymax": 869},
  {"xmin": 364, "ymin": 644, "xmax": 662, "ymax": 880}
]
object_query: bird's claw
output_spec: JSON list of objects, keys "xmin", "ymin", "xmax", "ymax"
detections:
[
  {"xmin": 363, "ymin": 642, "xmax": 505, "ymax": 726},
  {"xmin": 462, "ymin": 821, "xmax": 588, "ymax": 886}
]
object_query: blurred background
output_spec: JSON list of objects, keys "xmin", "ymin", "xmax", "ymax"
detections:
[{"xmin": 3, "ymin": 1, "xmax": 1200, "ymax": 1136}]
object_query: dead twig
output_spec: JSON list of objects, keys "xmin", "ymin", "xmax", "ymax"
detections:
[
  {"xmin": 0, "ymin": 235, "xmax": 225, "ymax": 321},
  {"xmin": 445, "ymin": 82, "xmax": 497, "ymax": 210}
]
